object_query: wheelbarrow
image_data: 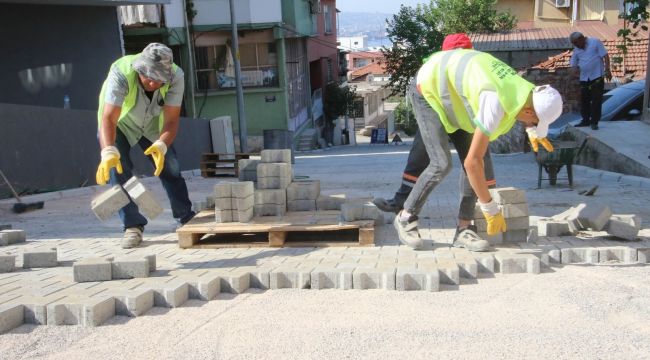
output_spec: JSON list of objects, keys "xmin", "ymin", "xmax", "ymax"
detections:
[{"xmin": 535, "ymin": 138, "xmax": 588, "ymax": 188}]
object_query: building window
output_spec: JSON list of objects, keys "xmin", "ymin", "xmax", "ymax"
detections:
[
  {"xmin": 324, "ymin": 5, "xmax": 333, "ymax": 34},
  {"xmin": 194, "ymin": 30, "xmax": 278, "ymax": 91},
  {"xmin": 326, "ymin": 58, "xmax": 333, "ymax": 83}
]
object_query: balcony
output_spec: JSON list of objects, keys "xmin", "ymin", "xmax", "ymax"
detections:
[{"xmin": 165, "ymin": 0, "xmax": 282, "ymax": 28}]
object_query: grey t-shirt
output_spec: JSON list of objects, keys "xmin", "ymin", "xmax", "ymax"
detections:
[{"xmin": 103, "ymin": 64, "xmax": 185, "ymax": 146}]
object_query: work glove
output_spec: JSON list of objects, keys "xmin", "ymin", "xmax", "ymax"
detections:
[
  {"xmin": 526, "ymin": 127, "xmax": 554, "ymax": 153},
  {"xmin": 144, "ymin": 140, "xmax": 167, "ymax": 177},
  {"xmin": 480, "ymin": 199, "xmax": 507, "ymax": 236},
  {"xmin": 96, "ymin": 146, "xmax": 123, "ymax": 185}
]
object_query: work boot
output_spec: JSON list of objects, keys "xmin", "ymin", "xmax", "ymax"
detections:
[
  {"xmin": 372, "ymin": 197, "xmax": 402, "ymax": 214},
  {"xmin": 394, "ymin": 211, "xmax": 423, "ymax": 249},
  {"xmin": 122, "ymin": 227, "xmax": 143, "ymax": 249},
  {"xmin": 452, "ymin": 225, "xmax": 489, "ymax": 252}
]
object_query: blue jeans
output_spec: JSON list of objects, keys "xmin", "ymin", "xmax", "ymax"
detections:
[{"xmin": 109, "ymin": 129, "xmax": 195, "ymax": 230}]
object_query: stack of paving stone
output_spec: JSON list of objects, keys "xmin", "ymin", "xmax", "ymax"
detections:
[
  {"xmin": 474, "ymin": 187, "xmax": 530, "ymax": 244},
  {"xmin": 91, "ymin": 177, "xmax": 162, "ymax": 221},
  {"xmin": 340, "ymin": 199, "xmax": 383, "ymax": 223},
  {"xmin": 538, "ymin": 203, "xmax": 642, "ymax": 240},
  {"xmin": 2, "ymin": 246, "xmax": 60, "ymax": 273},
  {"xmin": 72, "ymin": 255, "xmax": 155, "ymax": 282},
  {"xmin": 214, "ymin": 181, "xmax": 254, "ymax": 223},
  {"xmin": 286, "ymin": 180, "xmax": 320, "ymax": 211},
  {"xmin": 316, "ymin": 194, "xmax": 347, "ymax": 210},
  {"xmin": 0, "ymin": 229, "xmax": 25, "ymax": 247},
  {"xmin": 238, "ymin": 159, "xmax": 260, "ymax": 182},
  {"xmin": 254, "ymin": 149, "xmax": 292, "ymax": 216}
]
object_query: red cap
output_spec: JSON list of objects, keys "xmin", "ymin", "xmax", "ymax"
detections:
[{"xmin": 442, "ymin": 33, "xmax": 473, "ymax": 50}]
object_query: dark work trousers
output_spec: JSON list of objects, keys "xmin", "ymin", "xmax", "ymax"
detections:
[
  {"xmin": 401, "ymin": 82, "xmax": 496, "ymax": 221},
  {"xmin": 580, "ymin": 77, "xmax": 604, "ymax": 126},
  {"xmin": 108, "ymin": 128, "xmax": 195, "ymax": 230}
]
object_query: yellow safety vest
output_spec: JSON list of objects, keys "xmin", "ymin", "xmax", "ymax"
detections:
[
  {"xmin": 416, "ymin": 49, "xmax": 534, "ymax": 141},
  {"xmin": 97, "ymin": 54, "xmax": 176, "ymax": 133}
]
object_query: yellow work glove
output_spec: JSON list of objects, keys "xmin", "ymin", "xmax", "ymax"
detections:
[
  {"xmin": 480, "ymin": 199, "xmax": 507, "ymax": 236},
  {"xmin": 95, "ymin": 146, "xmax": 123, "ymax": 185},
  {"xmin": 144, "ymin": 140, "xmax": 167, "ymax": 177},
  {"xmin": 526, "ymin": 127, "xmax": 554, "ymax": 153}
]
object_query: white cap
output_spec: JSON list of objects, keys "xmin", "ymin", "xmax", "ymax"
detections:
[{"xmin": 532, "ymin": 85, "xmax": 563, "ymax": 138}]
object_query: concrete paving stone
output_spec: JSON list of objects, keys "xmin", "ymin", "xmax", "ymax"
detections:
[
  {"xmin": 215, "ymin": 209, "xmax": 233, "ymax": 223},
  {"xmin": 352, "ymin": 267, "xmax": 396, "ymax": 290},
  {"xmin": 254, "ymin": 189, "xmax": 287, "ymax": 205},
  {"xmin": 396, "ymin": 268, "xmax": 439, "ymax": 291},
  {"xmin": 606, "ymin": 214, "xmax": 642, "ymax": 241},
  {"xmin": 286, "ymin": 180, "xmax": 320, "ymax": 201},
  {"xmin": 238, "ymin": 159, "xmax": 259, "ymax": 180},
  {"xmin": 470, "ymin": 253, "xmax": 496, "ymax": 274},
  {"xmin": 261, "ymin": 149, "xmax": 291, "ymax": 163},
  {"xmin": 598, "ymin": 247, "xmax": 638, "ymax": 263},
  {"xmin": 239, "ymin": 170, "xmax": 258, "ymax": 183},
  {"xmin": 0, "ymin": 225, "xmax": 11, "ymax": 231},
  {"xmin": 254, "ymin": 204, "xmax": 286, "ymax": 217},
  {"xmin": 214, "ymin": 183, "xmax": 232, "ymax": 198},
  {"xmin": 214, "ymin": 197, "xmax": 234, "ymax": 211},
  {"xmin": 111, "ymin": 288, "xmax": 154, "ymax": 317},
  {"xmin": 503, "ymin": 229, "xmax": 529, "ymax": 243},
  {"xmin": 233, "ymin": 195, "xmax": 254, "ymax": 211},
  {"xmin": 257, "ymin": 176, "xmax": 292, "ymax": 190},
  {"xmin": 233, "ymin": 207, "xmax": 254, "ymax": 223},
  {"xmin": 219, "ymin": 271, "xmax": 250, "ymax": 294},
  {"xmin": 91, "ymin": 185, "xmax": 130, "ymax": 221},
  {"xmin": 205, "ymin": 195, "xmax": 215, "ymax": 209},
  {"xmin": 245, "ymin": 268, "xmax": 272, "ymax": 290},
  {"xmin": 143, "ymin": 254, "xmax": 156, "ymax": 272},
  {"xmin": 537, "ymin": 218, "xmax": 575, "ymax": 237},
  {"xmin": 192, "ymin": 200, "xmax": 208, "ymax": 213},
  {"xmin": 12, "ymin": 295, "xmax": 65, "ymax": 325},
  {"xmin": 311, "ymin": 268, "xmax": 353, "ymax": 290},
  {"xmin": 477, "ymin": 231, "xmax": 503, "ymax": 245},
  {"xmin": 527, "ymin": 227, "xmax": 538, "ymax": 243},
  {"xmin": 551, "ymin": 204, "xmax": 586, "ymax": 221},
  {"xmin": 452, "ymin": 257, "xmax": 479, "ymax": 279},
  {"xmin": 182, "ymin": 273, "xmax": 221, "ymax": 300},
  {"xmin": 502, "ymin": 202, "xmax": 529, "ymax": 218},
  {"xmin": 143, "ymin": 281, "xmax": 189, "ymax": 308},
  {"xmin": 576, "ymin": 205, "xmax": 612, "ymax": 231},
  {"xmin": 23, "ymin": 248, "xmax": 58, "ymax": 268},
  {"xmin": 270, "ymin": 267, "xmax": 312, "ymax": 289},
  {"xmin": 287, "ymin": 199, "xmax": 317, "ymax": 212},
  {"xmin": 0, "ymin": 254, "xmax": 16, "ymax": 273},
  {"xmin": 47, "ymin": 296, "xmax": 116, "ymax": 326},
  {"xmin": 0, "ymin": 304, "xmax": 23, "ymax": 333},
  {"xmin": 434, "ymin": 258, "xmax": 461, "ymax": 285},
  {"xmin": 231, "ymin": 181, "xmax": 255, "ymax": 198},
  {"xmin": 476, "ymin": 217, "xmax": 529, "ymax": 233},
  {"xmin": 490, "ymin": 187, "xmax": 527, "ymax": 205},
  {"xmin": 257, "ymin": 163, "xmax": 292, "ymax": 178},
  {"xmin": 316, "ymin": 194, "xmax": 347, "ymax": 210},
  {"xmin": 73, "ymin": 257, "xmax": 112, "ymax": 282},
  {"xmin": 361, "ymin": 203, "xmax": 381, "ymax": 221},
  {"xmin": 111, "ymin": 257, "xmax": 149, "ymax": 279},
  {"xmin": 123, "ymin": 177, "xmax": 163, "ymax": 220},
  {"xmin": 0, "ymin": 229, "xmax": 26, "ymax": 246},
  {"xmin": 341, "ymin": 203, "xmax": 363, "ymax": 221},
  {"xmin": 638, "ymin": 249, "xmax": 650, "ymax": 263},
  {"xmin": 494, "ymin": 253, "xmax": 540, "ymax": 274},
  {"xmin": 561, "ymin": 247, "xmax": 600, "ymax": 264}
]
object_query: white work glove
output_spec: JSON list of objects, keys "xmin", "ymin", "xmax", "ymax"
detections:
[
  {"xmin": 95, "ymin": 146, "xmax": 122, "ymax": 185},
  {"xmin": 144, "ymin": 140, "xmax": 167, "ymax": 176},
  {"xmin": 526, "ymin": 127, "xmax": 554, "ymax": 153},
  {"xmin": 479, "ymin": 199, "xmax": 507, "ymax": 235}
]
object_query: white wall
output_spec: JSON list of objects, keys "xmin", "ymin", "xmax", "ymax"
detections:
[
  {"xmin": 339, "ymin": 36, "xmax": 367, "ymax": 51},
  {"xmin": 166, "ymin": 0, "xmax": 282, "ymax": 27}
]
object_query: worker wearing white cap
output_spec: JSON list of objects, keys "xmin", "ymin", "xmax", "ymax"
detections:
[{"xmin": 394, "ymin": 49, "xmax": 563, "ymax": 250}]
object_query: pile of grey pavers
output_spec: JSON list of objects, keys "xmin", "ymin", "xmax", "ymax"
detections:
[
  {"xmin": 91, "ymin": 176, "xmax": 163, "ymax": 221},
  {"xmin": 73, "ymin": 254, "xmax": 156, "ymax": 282},
  {"xmin": 214, "ymin": 181, "xmax": 255, "ymax": 222},
  {"xmin": 474, "ymin": 187, "xmax": 531, "ymax": 245},
  {"xmin": 1, "ymin": 230, "xmax": 60, "ymax": 273},
  {"xmin": 537, "ymin": 203, "xmax": 642, "ymax": 241}
]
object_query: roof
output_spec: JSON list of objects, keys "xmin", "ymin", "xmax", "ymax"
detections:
[
  {"xmin": 351, "ymin": 62, "xmax": 387, "ymax": 79},
  {"xmin": 469, "ymin": 21, "xmax": 648, "ymax": 52},
  {"xmin": 531, "ymin": 38, "xmax": 648, "ymax": 82},
  {"xmin": 0, "ymin": 0, "xmax": 168, "ymax": 5},
  {"xmin": 348, "ymin": 51, "xmax": 383, "ymax": 59}
]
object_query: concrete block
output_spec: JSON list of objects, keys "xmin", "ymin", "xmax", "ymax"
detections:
[
  {"xmin": 503, "ymin": 229, "xmax": 528, "ymax": 243},
  {"xmin": 247, "ymin": 269, "xmax": 271, "ymax": 290},
  {"xmin": 91, "ymin": 185, "xmax": 130, "ymax": 221},
  {"xmin": 0, "ymin": 304, "xmax": 23, "ymax": 333},
  {"xmin": 638, "ymin": 249, "xmax": 650, "ymax": 263},
  {"xmin": 219, "ymin": 272, "xmax": 250, "ymax": 294},
  {"xmin": 551, "ymin": 204, "xmax": 586, "ymax": 221},
  {"xmin": 311, "ymin": 268, "xmax": 353, "ymax": 290},
  {"xmin": 205, "ymin": 195, "xmax": 215, "ymax": 209},
  {"xmin": 561, "ymin": 248, "xmax": 599, "ymax": 264},
  {"xmin": 341, "ymin": 203, "xmax": 363, "ymax": 221},
  {"xmin": 257, "ymin": 163, "xmax": 292, "ymax": 178},
  {"xmin": 261, "ymin": 149, "xmax": 291, "ymax": 163},
  {"xmin": 476, "ymin": 217, "xmax": 529, "ymax": 232},
  {"xmin": 111, "ymin": 257, "xmax": 149, "ymax": 279},
  {"xmin": 146, "ymin": 281, "xmax": 189, "ymax": 308},
  {"xmin": 214, "ymin": 197, "xmax": 234, "ymax": 211},
  {"xmin": 113, "ymin": 289, "xmax": 154, "ymax": 317},
  {"xmin": 472, "ymin": 253, "xmax": 495, "ymax": 274},
  {"xmin": 238, "ymin": 159, "xmax": 259, "ymax": 181},
  {"xmin": 537, "ymin": 218, "xmax": 574, "ymax": 237},
  {"xmin": 185, "ymin": 273, "xmax": 221, "ymax": 301},
  {"xmin": 287, "ymin": 199, "xmax": 317, "ymax": 212},
  {"xmin": 396, "ymin": 268, "xmax": 439, "ymax": 291},
  {"xmin": 352, "ymin": 267, "xmax": 396, "ymax": 290},
  {"xmin": 233, "ymin": 194, "xmax": 254, "ymax": 211},
  {"xmin": 47, "ymin": 297, "xmax": 115, "ymax": 326},
  {"xmin": 0, "ymin": 254, "xmax": 16, "ymax": 273},
  {"xmin": 317, "ymin": 194, "xmax": 347, "ymax": 210},
  {"xmin": 254, "ymin": 204, "xmax": 286, "ymax": 217},
  {"xmin": 477, "ymin": 231, "xmax": 503, "ymax": 245},
  {"xmin": 435, "ymin": 258, "xmax": 461, "ymax": 285},
  {"xmin": 606, "ymin": 214, "xmax": 641, "ymax": 241},
  {"xmin": 0, "ymin": 229, "xmax": 26, "ymax": 246},
  {"xmin": 270, "ymin": 267, "xmax": 311, "ymax": 289},
  {"xmin": 231, "ymin": 181, "xmax": 255, "ymax": 198},
  {"xmin": 73, "ymin": 257, "xmax": 112, "ymax": 282},
  {"xmin": 502, "ymin": 203, "xmax": 529, "ymax": 218},
  {"xmin": 494, "ymin": 253, "xmax": 540, "ymax": 274},
  {"xmin": 257, "ymin": 176, "xmax": 292, "ymax": 190},
  {"xmin": 234, "ymin": 207, "xmax": 254, "ymax": 223},
  {"xmin": 452, "ymin": 257, "xmax": 479, "ymax": 279},
  {"xmin": 599, "ymin": 248, "xmax": 638, "ymax": 263},
  {"xmin": 287, "ymin": 180, "xmax": 321, "ymax": 201},
  {"xmin": 214, "ymin": 182, "xmax": 232, "ymax": 198},
  {"xmin": 577, "ymin": 205, "xmax": 612, "ymax": 231},
  {"xmin": 143, "ymin": 254, "xmax": 156, "ymax": 272},
  {"xmin": 527, "ymin": 227, "xmax": 538, "ymax": 243},
  {"xmin": 490, "ymin": 187, "xmax": 526, "ymax": 205},
  {"xmin": 192, "ymin": 200, "xmax": 208, "ymax": 213},
  {"xmin": 23, "ymin": 248, "xmax": 57, "ymax": 268},
  {"xmin": 123, "ymin": 177, "xmax": 163, "ymax": 220},
  {"xmin": 239, "ymin": 170, "xmax": 258, "ymax": 182},
  {"xmin": 361, "ymin": 203, "xmax": 381, "ymax": 220},
  {"xmin": 0, "ymin": 224, "xmax": 11, "ymax": 231},
  {"xmin": 255, "ymin": 189, "xmax": 286, "ymax": 205},
  {"xmin": 215, "ymin": 209, "xmax": 233, "ymax": 223}
]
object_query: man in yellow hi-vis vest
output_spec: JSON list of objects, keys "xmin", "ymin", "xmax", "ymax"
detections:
[
  {"xmin": 96, "ymin": 43, "xmax": 195, "ymax": 249},
  {"xmin": 394, "ymin": 49, "xmax": 562, "ymax": 250}
]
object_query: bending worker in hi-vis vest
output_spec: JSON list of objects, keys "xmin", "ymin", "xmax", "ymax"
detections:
[
  {"xmin": 95, "ymin": 43, "xmax": 195, "ymax": 249},
  {"xmin": 393, "ymin": 49, "xmax": 562, "ymax": 251}
]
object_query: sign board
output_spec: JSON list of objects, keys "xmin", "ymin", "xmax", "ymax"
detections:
[{"xmin": 370, "ymin": 128, "xmax": 388, "ymax": 144}]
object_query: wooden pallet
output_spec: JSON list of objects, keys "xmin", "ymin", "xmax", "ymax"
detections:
[
  {"xmin": 176, "ymin": 210, "xmax": 375, "ymax": 249},
  {"xmin": 200, "ymin": 153, "xmax": 254, "ymax": 178}
]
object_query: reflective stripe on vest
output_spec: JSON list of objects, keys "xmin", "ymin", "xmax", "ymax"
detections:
[
  {"xmin": 438, "ymin": 51, "xmax": 480, "ymax": 129},
  {"xmin": 97, "ymin": 54, "xmax": 174, "ymax": 133}
]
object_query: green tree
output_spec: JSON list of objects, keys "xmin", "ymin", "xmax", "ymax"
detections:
[
  {"xmin": 323, "ymin": 82, "xmax": 357, "ymax": 121},
  {"xmin": 614, "ymin": 0, "xmax": 649, "ymax": 80},
  {"xmin": 382, "ymin": 0, "xmax": 517, "ymax": 95},
  {"xmin": 393, "ymin": 98, "xmax": 417, "ymax": 136}
]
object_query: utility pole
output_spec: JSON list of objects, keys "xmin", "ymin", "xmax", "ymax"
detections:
[
  {"xmin": 229, "ymin": 0, "xmax": 247, "ymax": 152},
  {"xmin": 643, "ymin": 30, "xmax": 650, "ymax": 124}
]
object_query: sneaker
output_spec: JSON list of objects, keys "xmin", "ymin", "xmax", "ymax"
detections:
[
  {"xmin": 372, "ymin": 197, "xmax": 402, "ymax": 214},
  {"xmin": 393, "ymin": 212, "xmax": 423, "ymax": 249},
  {"xmin": 122, "ymin": 227, "xmax": 143, "ymax": 249},
  {"xmin": 452, "ymin": 225, "xmax": 489, "ymax": 252},
  {"xmin": 575, "ymin": 122, "xmax": 590, "ymax": 127}
]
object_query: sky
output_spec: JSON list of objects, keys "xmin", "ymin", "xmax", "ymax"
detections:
[{"xmin": 337, "ymin": 0, "xmax": 427, "ymax": 15}]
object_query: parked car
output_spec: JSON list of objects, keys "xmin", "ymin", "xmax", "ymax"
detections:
[{"xmin": 548, "ymin": 80, "xmax": 646, "ymax": 139}]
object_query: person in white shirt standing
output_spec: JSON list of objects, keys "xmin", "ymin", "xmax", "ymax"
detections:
[{"xmin": 569, "ymin": 32, "xmax": 612, "ymax": 130}]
